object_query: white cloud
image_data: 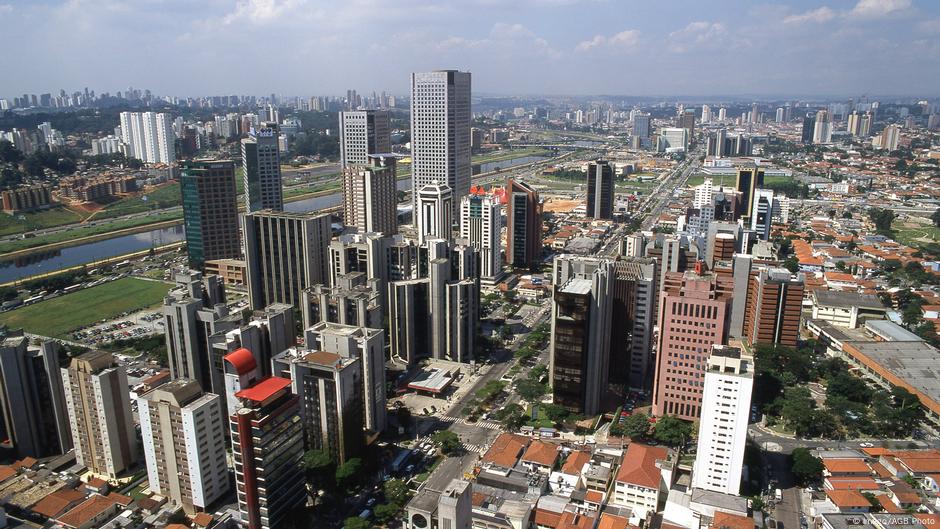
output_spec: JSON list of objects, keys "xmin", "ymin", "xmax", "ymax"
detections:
[
  {"xmin": 0, "ymin": 4, "xmax": 12, "ymax": 14},
  {"xmin": 667, "ymin": 21, "xmax": 727, "ymax": 53},
  {"xmin": 917, "ymin": 18, "xmax": 940, "ymax": 33},
  {"xmin": 576, "ymin": 29, "xmax": 640, "ymax": 52},
  {"xmin": 438, "ymin": 23, "xmax": 561, "ymax": 59},
  {"xmin": 783, "ymin": 6, "xmax": 836, "ymax": 24},
  {"xmin": 850, "ymin": 0, "xmax": 911, "ymax": 18}
]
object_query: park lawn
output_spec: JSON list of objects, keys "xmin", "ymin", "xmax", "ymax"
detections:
[
  {"xmin": 0, "ymin": 210, "xmax": 181, "ymax": 254},
  {"xmin": 97, "ymin": 182, "xmax": 183, "ymax": 219},
  {"xmin": 0, "ymin": 206, "xmax": 87, "ymax": 237},
  {"xmin": 472, "ymin": 147, "xmax": 552, "ymax": 165},
  {"xmin": 0, "ymin": 277, "xmax": 171, "ymax": 338},
  {"xmin": 893, "ymin": 223, "xmax": 940, "ymax": 248},
  {"xmin": 686, "ymin": 173, "xmax": 794, "ymax": 188}
]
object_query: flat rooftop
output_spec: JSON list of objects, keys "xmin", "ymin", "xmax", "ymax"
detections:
[
  {"xmin": 813, "ymin": 290, "xmax": 885, "ymax": 310},
  {"xmin": 865, "ymin": 319, "xmax": 922, "ymax": 342},
  {"xmin": 844, "ymin": 340, "xmax": 940, "ymax": 408},
  {"xmin": 408, "ymin": 368, "xmax": 454, "ymax": 393},
  {"xmin": 560, "ymin": 278, "xmax": 593, "ymax": 295}
]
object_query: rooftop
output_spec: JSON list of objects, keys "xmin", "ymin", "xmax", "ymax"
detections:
[
  {"xmin": 560, "ymin": 277, "xmax": 593, "ymax": 295},
  {"xmin": 57, "ymin": 494, "xmax": 117, "ymax": 528},
  {"xmin": 615, "ymin": 443, "xmax": 668, "ymax": 489},
  {"xmin": 813, "ymin": 290, "xmax": 885, "ymax": 310},
  {"xmin": 864, "ymin": 319, "xmax": 922, "ymax": 342},
  {"xmin": 843, "ymin": 340, "xmax": 940, "ymax": 412},
  {"xmin": 522, "ymin": 440, "xmax": 560, "ymax": 467},
  {"xmin": 235, "ymin": 376, "xmax": 292, "ymax": 404}
]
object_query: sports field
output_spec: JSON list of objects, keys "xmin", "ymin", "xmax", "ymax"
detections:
[{"xmin": 0, "ymin": 277, "xmax": 171, "ymax": 338}]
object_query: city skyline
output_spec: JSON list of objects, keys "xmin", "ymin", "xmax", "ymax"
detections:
[{"xmin": 1, "ymin": 0, "xmax": 939, "ymax": 98}]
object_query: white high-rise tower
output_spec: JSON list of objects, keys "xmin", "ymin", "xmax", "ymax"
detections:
[{"xmin": 459, "ymin": 193, "xmax": 501, "ymax": 279}]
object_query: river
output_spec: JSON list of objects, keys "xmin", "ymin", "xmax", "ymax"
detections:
[{"xmin": 0, "ymin": 154, "xmax": 550, "ymax": 283}]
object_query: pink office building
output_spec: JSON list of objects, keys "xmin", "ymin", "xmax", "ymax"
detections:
[{"xmin": 652, "ymin": 269, "xmax": 733, "ymax": 421}]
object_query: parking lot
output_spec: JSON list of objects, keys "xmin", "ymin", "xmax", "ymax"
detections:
[{"xmin": 69, "ymin": 306, "xmax": 165, "ymax": 345}]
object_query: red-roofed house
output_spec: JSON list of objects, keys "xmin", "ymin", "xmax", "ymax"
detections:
[
  {"xmin": 522, "ymin": 440, "xmax": 560, "ymax": 474},
  {"xmin": 550, "ymin": 451, "xmax": 591, "ymax": 494},
  {"xmin": 612, "ymin": 443, "xmax": 671, "ymax": 525},
  {"xmin": 56, "ymin": 495, "xmax": 119, "ymax": 529},
  {"xmin": 482, "ymin": 433, "xmax": 530, "ymax": 472},
  {"xmin": 711, "ymin": 512, "xmax": 757, "ymax": 529},
  {"xmin": 824, "ymin": 490, "xmax": 871, "ymax": 513},
  {"xmin": 822, "ymin": 458, "xmax": 871, "ymax": 477}
]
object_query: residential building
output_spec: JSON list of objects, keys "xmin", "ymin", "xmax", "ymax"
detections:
[
  {"xmin": 241, "ymin": 122, "xmax": 283, "ymax": 213},
  {"xmin": 303, "ymin": 273, "xmax": 382, "ymax": 330},
  {"xmin": 181, "ymin": 160, "xmax": 241, "ymax": 267},
  {"xmin": 742, "ymin": 268, "xmax": 804, "ymax": 347},
  {"xmin": 271, "ymin": 349, "xmax": 364, "ymax": 463},
  {"xmin": 0, "ymin": 332, "xmax": 71, "ymax": 458},
  {"xmin": 230, "ymin": 377, "xmax": 306, "ymax": 529},
  {"xmin": 416, "ymin": 182, "xmax": 454, "ymax": 245},
  {"xmin": 61, "ymin": 351, "xmax": 138, "ymax": 478},
  {"xmin": 613, "ymin": 443, "xmax": 672, "ymax": 526},
  {"xmin": 813, "ymin": 109, "xmax": 832, "ymax": 144},
  {"xmin": 691, "ymin": 346, "xmax": 754, "ymax": 495},
  {"xmin": 550, "ymin": 256, "xmax": 614, "ymax": 415},
  {"xmin": 137, "ymin": 379, "xmax": 229, "ymax": 514},
  {"xmin": 652, "ymin": 267, "xmax": 733, "ymax": 421},
  {"xmin": 339, "ymin": 110, "xmax": 391, "ymax": 168},
  {"xmin": 410, "ymin": 70, "xmax": 471, "ymax": 216},
  {"xmin": 119, "ymin": 111, "xmax": 175, "ymax": 164},
  {"xmin": 459, "ymin": 193, "xmax": 501, "ymax": 279},
  {"xmin": 244, "ymin": 210, "xmax": 332, "ymax": 309},
  {"xmin": 506, "ymin": 179, "xmax": 542, "ymax": 269},
  {"xmin": 586, "ymin": 160, "xmax": 614, "ymax": 220},
  {"xmin": 342, "ymin": 153, "xmax": 398, "ymax": 236}
]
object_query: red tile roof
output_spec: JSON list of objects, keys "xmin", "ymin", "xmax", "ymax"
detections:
[
  {"xmin": 823, "ymin": 458, "xmax": 871, "ymax": 475},
  {"xmin": 825, "ymin": 489, "xmax": 871, "ymax": 509},
  {"xmin": 561, "ymin": 451, "xmax": 591, "ymax": 475},
  {"xmin": 235, "ymin": 376, "xmax": 291, "ymax": 403},
  {"xmin": 57, "ymin": 495, "xmax": 117, "ymax": 528},
  {"xmin": 615, "ymin": 443, "xmax": 668, "ymax": 489},
  {"xmin": 711, "ymin": 512, "xmax": 756, "ymax": 529},
  {"xmin": 482, "ymin": 433, "xmax": 530, "ymax": 468},
  {"xmin": 598, "ymin": 513, "xmax": 631, "ymax": 529},
  {"xmin": 559, "ymin": 510, "xmax": 597, "ymax": 529},
  {"xmin": 224, "ymin": 347, "xmax": 258, "ymax": 375},
  {"xmin": 522, "ymin": 440, "xmax": 559, "ymax": 468},
  {"xmin": 31, "ymin": 489, "xmax": 86, "ymax": 518}
]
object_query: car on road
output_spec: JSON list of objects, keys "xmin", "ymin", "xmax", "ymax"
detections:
[{"xmin": 859, "ymin": 442, "xmax": 874, "ymax": 448}]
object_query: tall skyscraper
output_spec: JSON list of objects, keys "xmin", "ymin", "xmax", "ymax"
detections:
[
  {"xmin": 137, "ymin": 379, "xmax": 229, "ymax": 514},
  {"xmin": 610, "ymin": 259, "xmax": 657, "ymax": 391},
  {"xmin": 506, "ymin": 179, "xmax": 542, "ymax": 269},
  {"xmin": 244, "ymin": 210, "xmax": 332, "ymax": 309},
  {"xmin": 586, "ymin": 160, "xmax": 614, "ymax": 220},
  {"xmin": 801, "ymin": 114, "xmax": 816, "ymax": 144},
  {"xmin": 339, "ymin": 110, "xmax": 391, "ymax": 168},
  {"xmin": 180, "ymin": 160, "xmax": 241, "ymax": 268},
  {"xmin": 691, "ymin": 346, "xmax": 753, "ymax": 495},
  {"xmin": 0, "ymin": 333, "xmax": 71, "ymax": 459},
  {"xmin": 735, "ymin": 165, "xmax": 764, "ymax": 223},
  {"xmin": 877, "ymin": 124, "xmax": 901, "ymax": 151},
  {"xmin": 119, "ymin": 111, "xmax": 175, "ymax": 164},
  {"xmin": 750, "ymin": 188, "xmax": 775, "ymax": 241},
  {"xmin": 230, "ymin": 377, "xmax": 306, "ymax": 529},
  {"xmin": 272, "ymin": 350, "xmax": 364, "ymax": 463},
  {"xmin": 813, "ymin": 109, "xmax": 832, "ymax": 144},
  {"xmin": 242, "ymin": 122, "xmax": 283, "ymax": 213},
  {"xmin": 678, "ymin": 110, "xmax": 696, "ymax": 138},
  {"xmin": 459, "ymin": 193, "xmax": 501, "ymax": 279},
  {"xmin": 342, "ymin": 153, "xmax": 398, "ymax": 236},
  {"xmin": 658, "ymin": 127, "xmax": 689, "ymax": 152},
  {"xmin": 549, "ymin": 256, "xmax": 613, "ymax": 415},
  {"xmin": 718, "ymin": 107, "xmax": 727, "ymax": 121},
  {"xmin": 743, "ymin": 268, "xmax": 804, "ymax": 347},
  {"xmin": 62, "ymin": 351, "xmax": 139, "ymax": 478},
  {"xmin": 416, "ymin": 182, "xmax": 454, "ymax": 245},
  {"xmin": 775, "ymin": 107, "xmax": 785, "ymax": 123},
  {"xmin": 652, "ymin": 268, "xmax": 733, "ymax": 421},
  {"xmin": 410, "ymin": 70, "xmax": 471, "ymax": 216},
  {"xmin": 632, "ymin": 113, "xmax": 651, "ymax": 139}
]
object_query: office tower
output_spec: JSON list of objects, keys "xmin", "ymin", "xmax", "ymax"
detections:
[
  {"xmin": 549, "ymin": 256, "xmax": 613, "ymax": 415},
  {"xmin": 342, "ymin": 154, "xmax": 398, "ymax": 236},
  {"xmin": 743, "ymin": 268, "xmax": 803, "ymax": 347},
  {"xmin": 137, "ymin": 379, "xmax": 229, "ymax": 514},
  {"xmin": 119, "ymin": 111, "xmax": 175, "ymax": 164},
  {"xmin": 506, "ymin": 179, "xmax": 542, "ymax": 269},
  {"xmin": 621, "ymin": 233, "xmax": 646, "ymax": 258},
  {"xmin": 274, "ymin": 349, "xmax": 364, "ymax": 463},
  {"xmin": 303, "ymin": 273, "xmax": 382, "ymax": 330},
  {"xmin": 328, "ymin": 232, "xmax": 389, "ymax": 291},
  {"xmin": 610, "ymin": 259, "xmax": 657, "ymax": 391},
  {"xmin": 691, "ymin": 346, "xmax": 753, "ymax": 495},
  {"xmin": 706, "ymin": 222, "xmax": 741, "ymax": 268},
  {"xmin": 718, "ymin": 107, "xmax": 727, "ymax": 121},
  {"xmin": 658, "ymin": 127, "xmax": 689, "ymax": 152},
  {"xmin": 750, "ymin": 188, "xmax": 775, "ymax": 241},
  {"xmin": 339, "ymin": 110, "xmax": 391, "ymax": 168},
  {"xmin": 304, "ymin": 322, "xmax": 386, "ymax": 433},
  {"xmin": 0, "ymin": 333, "xmax": 71, "ymax": 458},
  {"xmin": 749, "ymin": 102, "xmax": 759, "ymax": 123},
  {"xmin": 813, "ymin": 109, "xmax": 832, "ymax": 144},
  {"xmin": 586, "ymin": 160, "xmax": 615, "ymax": 220},
  {"xmin": 180, "ymin": 160, "xmax": 241, "ymax": 268},
  {"xmin": 244, "ymin": 210, "xmax": 332, "ymax": 309},
  {"xmin": 416, "ymin": 182, "xmax": 454, "ymax": 245},
  {"xmin": 241, "ymin": 122, "xmax": 282, "ymax": 213},
  {"xmin": 775, "ymin": 107, "xmax": 784, "ymax": 123},
  {"xmin": 163, "ymin": 271, "xmax": 241, "ymax": 391},
  {"xmin": 701, "ymin": 105, "xmax": 713, "ymax": 124},
  {"xmin": 459, "ymin": 193, "xmax": 501, "ymax": 279},
  {"xmin": 388, "ymin": 279, "xmax": 430, "ymax": 365},
  {"xmin": 735, "ymin": 165, "xmax": 764, "ymax": 222},
  {"xmin": 801, "ymin": 114, "xmax": 816, "ymax": 144},
  {"xmin": 61, "ymin": 351, "xmax": 138, "ymax": 478},
  {"xmin": 652, "ymin": 267, "xmax": 733, "ymax": 421},
  {"xmin": 230, "ymin": 377, "xmax": 306, "ymax": 529},
  {"xmin": 410, "ymin": 70, "xmax": 471, "ymax": 216},
  {"xmin": 633, "ymin": 112, "xmax": 651, "ymax": 139},
  {"xmin": 678, "ymin": 110, "xmax": 695, "ymax": 138},
  {"xmin": 438, "ymin": 480, "xmax": 472, "ymax": 529}
]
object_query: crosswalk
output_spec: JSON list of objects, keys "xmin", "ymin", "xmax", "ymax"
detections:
[{"xmin": 462, "ymin": 443, "xmax": 488, "ymax": 454}]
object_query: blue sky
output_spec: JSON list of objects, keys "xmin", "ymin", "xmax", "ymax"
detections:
[{"xmin": 1, "ymin": 0, "xmax": 938, "ymax": 98}]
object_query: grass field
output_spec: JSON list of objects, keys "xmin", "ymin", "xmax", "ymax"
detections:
[
  {"xmin": 893, "ymin": 222, "xmax": 940, "ymax": 248},
  {"xmin": 0, "ymin": 277, "xmax": 171, "ymax": 338},
  {"xmin": 0, "ymin": 211, "xmax": 180, "ymax": 254},
  {"xmin": 0, "ymin": 207, "xmax": 87, "ymax": 237},
  {"xmin": 473, "ymin": 147, "xmax": 553, "ymax": 164},
  {"xmin": 685, "ymin": 173, "xmax": 794, "ymax": 187}
]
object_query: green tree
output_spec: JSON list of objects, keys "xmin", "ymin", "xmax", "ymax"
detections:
[
  {"xmin": 384, "ymin": 478, "xmax": 410, "ymax": 506},
  {"xmin": 791, "ymin": 447, "xmax": 824, "ymax": 486},
  {"xmin": 302, "ymin": 449, "xmax": 334, "ymax": 489},
  {"xmin": 343, "ymin": 516, "xmax": 371, "ymax": 529},
  {"xmin": 374, "ymin": 503, "xmax": 400, "ymax": 524},
  {"xmin": 622, "ymin": 412, "xmax": 651, "ymax": 439},
  {"xmin": 0, "ymin": 140, "xmax": 23, "ymax": 164},
  {"xmin": 431, "ymin": 430, "xmax": 461, "ymax": 455},
  {"xmin": 335, "ymin": 458, "xmax": 363, "ymax": 492},
  {"xmin": 653, "ymin": 415, "xmax": 692, "ymax": 447},
  {"xmin": 476, "ymin": 380, "xmax": 507, "ymax": 402},
  {"xmin": 515, "ymin": 378, "xmax": 548, "ymax": 401}
]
